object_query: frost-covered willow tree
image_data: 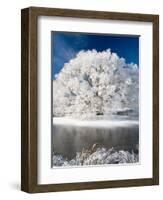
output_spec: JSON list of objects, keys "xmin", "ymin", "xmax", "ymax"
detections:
[{"xmin": 53, "ymin": 49, "xmax": 139, "ymax": 117}]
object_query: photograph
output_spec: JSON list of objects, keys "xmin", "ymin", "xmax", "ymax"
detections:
[
  {"xmin": 21, "ymin": 7, "xmax": 159, "ymax": 192},
  {"xmin": 52, "ymin": 32, "xmax": 139, "ymax": 167}
]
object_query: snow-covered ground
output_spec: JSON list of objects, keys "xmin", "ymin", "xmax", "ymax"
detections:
[
  {"xmin": 52, "ymin": 147, "xmax": 139, "ymax": 167},
  {"xmin": 53, "ymin": 116, "xmax": 139, "ymax": 128}
]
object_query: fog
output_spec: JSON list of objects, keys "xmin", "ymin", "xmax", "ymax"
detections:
[{"xmin": 52, "ymin": 120, "xmax": 139, "ymax": 159}]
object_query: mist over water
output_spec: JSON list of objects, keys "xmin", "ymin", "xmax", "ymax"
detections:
[
  {"xmin": 52, "ymin": 119, "xmax": 139, "ymax": 160},
  {"xmin": 52, "ymin": 47, "xmax": 139, "ymax": 167}
]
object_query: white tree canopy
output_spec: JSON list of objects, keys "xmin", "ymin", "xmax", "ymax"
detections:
[{"xmin": 53, "ymin": 49, "xmax": 139, "ymax": 118}]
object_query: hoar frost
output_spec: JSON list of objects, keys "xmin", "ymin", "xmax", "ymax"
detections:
[
  {"xmin": 53, "ymin": 49, "xmax": 139, "ymax": 118},
  {"xmin": 52, "ymin": 147, "xmax": 139, "ymax": 167}
]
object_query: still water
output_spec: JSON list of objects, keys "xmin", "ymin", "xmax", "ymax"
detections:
[{"xmin": 52, "ymin": 118, "xmax": 139, "ymax": 159}]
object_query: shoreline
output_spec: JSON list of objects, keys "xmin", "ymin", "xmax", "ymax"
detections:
[{"xmin": 53, "ymin": 117, "xmax": 139, "ymax": 128}]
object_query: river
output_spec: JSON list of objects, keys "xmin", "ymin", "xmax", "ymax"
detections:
[{"xmin": 52, "ymin": 117, "xmax": 139, "ymax": 160}]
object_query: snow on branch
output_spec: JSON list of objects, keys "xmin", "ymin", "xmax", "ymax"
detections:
[{"xmin": 53, "ymin": 49, "xmax": 139, "ymax": 118}]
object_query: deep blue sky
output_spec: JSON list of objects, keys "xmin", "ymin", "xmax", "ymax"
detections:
[{"xmin": 52, "ymin": 31, "xmax": 139, "ymax": 78}]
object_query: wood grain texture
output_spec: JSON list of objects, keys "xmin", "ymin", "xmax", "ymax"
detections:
[
  {"xmin": 21, "ymin": 7, "xmax": 159, "ymax": 193},
  {"xmin": 152, "ymin": 15, "xmax": 159, "ymax": 185},
  {"xmin": 21, "ymin": 8, "xmax": 30, "ymax": 192},
  {"xmin": 21, "ymin": 8, "xmax": 38, "ymax": 193}
]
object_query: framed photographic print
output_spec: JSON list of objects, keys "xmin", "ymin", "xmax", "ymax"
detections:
[{"xmin": 21, "ymin": 7, "xmax": 159, "ymax": 193}]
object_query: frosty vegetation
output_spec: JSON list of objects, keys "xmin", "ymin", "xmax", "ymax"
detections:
[
  {"xmin": 53, "ymin": 49, "xmax": 139, "ymax": 118},
  {"xmin": 52, "ymin": 147, "xmax": 139, "ymax": 167}
]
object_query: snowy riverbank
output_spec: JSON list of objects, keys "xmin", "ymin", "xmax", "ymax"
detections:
[
  {"xmin": 53, "ymin": 116, "xmax": 139, "ymax": 128},
  {"xmin": 52, "ymin": 146, "xmax": 139, "ymax": 167},
  {"xmin": 52, "ymin": 116, "xmax": 139, "ymax": 166}
]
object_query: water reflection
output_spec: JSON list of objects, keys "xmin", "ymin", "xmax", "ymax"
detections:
[{"xmin": 52, "ymin": 120, "xmax": 139, "ymax": 160}]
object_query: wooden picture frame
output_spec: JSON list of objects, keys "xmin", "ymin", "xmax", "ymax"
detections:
[{"xmin": 21, "ymin": 7, "xmax": 159, "ymax": 193}]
